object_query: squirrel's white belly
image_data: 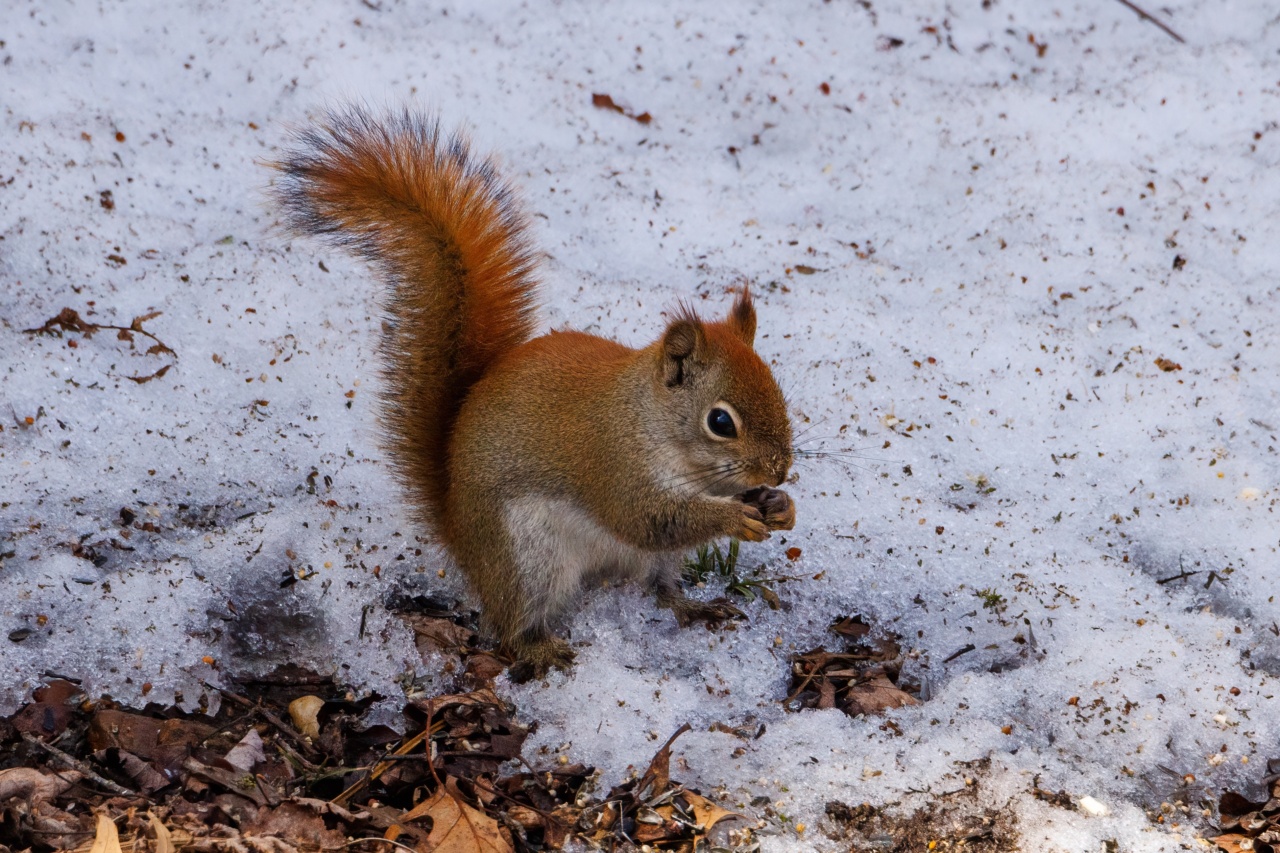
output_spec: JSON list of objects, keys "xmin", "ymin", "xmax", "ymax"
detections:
[{"xmin": 504, "ymin": 495, "xmax": 656, "ymax": 631}]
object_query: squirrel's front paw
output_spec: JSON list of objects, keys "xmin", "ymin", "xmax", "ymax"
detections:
[
  {"xmin": 740, "ymin": 487, "xmax": 796, "ymax": 532},
  {"xmin": 734, "ymin": 504, "xmax": 771, "ymax": 542}
]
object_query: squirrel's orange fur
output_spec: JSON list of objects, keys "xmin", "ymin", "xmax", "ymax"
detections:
[{"xmin": 271, "ymin": 107, "xmax": 795, "ymax": 677}]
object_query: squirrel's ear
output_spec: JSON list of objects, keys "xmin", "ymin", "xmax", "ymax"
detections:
[
  {"xmin": 661, "ymin": 318, "xmax": 705, "ymax": 387},
  {"xmin": 727, "ymin": 287, "xmax": 756, "ymax": 346}
]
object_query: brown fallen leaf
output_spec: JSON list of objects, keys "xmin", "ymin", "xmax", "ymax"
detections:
[
  {"xmin": 105, "ymin": 750, "xmax": 169, "ymax": 794},
  {"xmin": 831, "ymin": 615, "xmax": 872, "ymax": 639},
  {"xmin": 1211, "ymin": 833, "xmax": 1253, "ymax": 853},
  {"xmin": 591, "ymin": 92, "xmax": 652, "ymax": 124},
  {"xmin": 401, "ymin": 785, "xmax": 514, "ymax": 853},
  {"xmin": 242, "ymin": 800, "xmax": 349, "ymax": 849},
  {"xmin": 843, "ymin": 671, "xmax": 921, "ymax": 716},
  {"xmin": 88, "ymin": 709, "xmax": 213, "ymax": 773},
  {"xmin": 683, "ymin": 790, "xmax": 743, "ymax": 834},
  {"xmin": 89, "ymin": 813, "xmax": 123, "ymax": 853},
  {"xmin": 816, "ymin": 678, "xmax": 837, "ymax": 710},
  {"xmin": 636, "ymin": 723, "xmax": 691, "ymax": 800},
  {"xmin": 11, "ymin": 678, "xmax": 81, "ymax": 739},
  {"xmin": 400, "ymin": 612, "xmax": 476, "ymax": 654},
  {"xmin": 631, "ymin": 802, "xmax": 679, "ymax": 843},
  {"xmin": 1220, "ymin": 790, "xmax": 1269, "ymax": 818},
  {"xmin": 0, "ymin": 766, "xmax": 82, "ymax": 802},
  {"xmin": 146, "ymin": 814, "xmax": 176, "ymax": 853},
  {"xmin": 126, "ymin": 363, "xmax": 172, "ymax": 384},
  {"xmin": 224, "ymin": 727, "xmax": 266, "ymax": 772},
  {"xmin": 464, "ymin": 651, "xmax": 507, "ymax": 683},
  {"xmin": 1154, "ymin": 357, "xmax": 1182, "ymax": 372}
]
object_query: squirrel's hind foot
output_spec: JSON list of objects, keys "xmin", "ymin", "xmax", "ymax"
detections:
[
  {"xmin": 505, "ymin": 634, "xmax": 576, "ymax": 683},
  {"xmin": 661, "ymin": 594, "xmax": 746, "ymax": 630}
]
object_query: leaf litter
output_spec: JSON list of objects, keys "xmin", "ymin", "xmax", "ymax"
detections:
[{"xmin": 0, "ymin": 634, "xmax": 756, "ymax": 853}]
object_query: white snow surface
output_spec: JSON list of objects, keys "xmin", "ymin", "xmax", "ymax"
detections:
[{"xmin": 3, "ymin": 0, "xmax": 1278, "ymax": 849}]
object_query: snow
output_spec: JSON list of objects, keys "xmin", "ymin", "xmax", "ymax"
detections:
[{"xmin": 3, "ymin": 0, "xmax": 1278, "ymax": 849}]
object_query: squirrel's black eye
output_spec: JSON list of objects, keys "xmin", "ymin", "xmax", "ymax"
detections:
[{"xmin": 707, "ymin": 407, "xmax": 737, "ymax": 438}]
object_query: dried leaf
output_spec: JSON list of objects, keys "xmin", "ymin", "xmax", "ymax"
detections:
[
  {"xmin": 632, "ymin": 803, "xmax": 678, "ymax": 843},
  {"xmin": 88, "ymin": 709, "xmax": 213, "ymax": 772},
  {"xmin": 1222, "ymin": 791, "xmax": 1269, "ymax": 817},
  {"xmin": 148, "ymin": 814, "xmax": 175, "ymax": 853},
  {"xmin": 400, "ymin": 613, "xmax": 475, "ymax": 654},
  {"xmin": 831, "ymin": 615, "xmax": 872, "ymax": 639},
  {"xmin": 1212, "ymin": 833, "xmax": 1254, "ymax": 853},
  {"xmin": 1154, "ymin": 357, "xmax": 1182, "ymax": 372},
  {"xmin": 12, "ymin": 679, "xmax": 80, "ymax": 738},
  {"xmin": 108, "ymin": 750, "xmax": 169, "ymax": 794},
  {"xmin": 242, "ymin": 800, "xmax": 349, "ymax": 848},
  {"xmin": 682, "ymin": 790, "xmax": 743, "ymax": 833},
  {"xmin": 465, "ymin": 652, "xmax": 507, "ymax": 682},
  {"xmin": 636, "ymin": 723, "xmax": 691, "ymax": 800},
  {"xmin": 401, "ymin": 786, "xmax": 513, "ymax": 853},
  {"xmin": 224, "ymin": 727, "xmax": 266, "ymax": 772},
  {"xmin": 843, "ymin": 672, "xmax": 920, "ymax": 716},
  {"xmin": 592, "ymin": 93, "xmax": 624, "ymax": 114},
  {"xmin": 131, "ymin": 311, "xmax": 164, "ymax": 329},
  {"xmin": 24, "ymin": 307, "xmax": 94, "ymax": 337},
  {"xmin": 127, "ymin": 363, "xmax": 172, "ymax": 384},
  {"xmin": 409, "ymin": 687, "xmax": 508, "ymax": 716},
  {"xmin": 590, "ymin": 92, "xmax": 652, "ymax": 125},
  {"xmin": 89, "ymin": 814, "xmax": 123, "ymax": 853},
  {"xmin": 816, "ymin": 678, "xmax": 837, "ymax": 710},
  {"xmin": 0, "ymin": 766, "xmax": 81, "ymax": 802}
]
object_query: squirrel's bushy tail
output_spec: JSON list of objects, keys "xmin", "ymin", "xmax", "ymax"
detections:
[{"xmin": 270, "ymin": 106, "xmax": 538, "ymax": 533}]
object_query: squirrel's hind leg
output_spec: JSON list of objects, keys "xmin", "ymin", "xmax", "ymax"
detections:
[
  {"xmin": 650, "ymin": 556, "xmax": 746, "ymax": 628},
  {"xmin": 493, "ymin": 496, "xmax": 603, "ymax": 676},
  {"xmin": 505, "ymin": 632, "xmax": 575, "ymax": 682}
]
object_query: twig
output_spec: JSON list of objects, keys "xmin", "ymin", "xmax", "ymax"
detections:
[
  {"xmin": 210, "ymin": 685, "xmax": 317, "ymax": 757},
  {"xmin": 183, "ymin": 757, "xmax": 268, "ymax": 806},
  {"xmin": 1157, "ymin": 568, "xmax": 1200, "ymax": 585},
  {"xmin": 20, "ymin": 732, "xmax": 138, "ymax": 797},
  {"xmin": 943, "ymin": 643, "xmax": 977, "ymax": 663},
  {"xmin": 469, "ymin": 776, "xmax": 560, "ymax": 821},
  {"xmin": 332, "ymin": 720, "xmax": 440, "ymax": 806},
  {"xmin": 1113, "ymin": 0, "xmax": 1185, "ymax": 43},
  {"xmin": 342, "ymin": 840, "xmax": 418, "ymax": 853}
]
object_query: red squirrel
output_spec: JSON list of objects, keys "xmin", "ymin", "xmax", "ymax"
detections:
[{"xmin": 270, "ymin": 107, "xmax": 796, "ymax": 677}]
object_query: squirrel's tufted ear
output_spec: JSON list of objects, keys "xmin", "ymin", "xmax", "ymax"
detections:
[
  {"xmin": 661, "ymin": 317, "xmax": 705, "ymax": 387},
  {"xmin": 727, "ymin": 286, "xmax": 756, "ymax": 346}
]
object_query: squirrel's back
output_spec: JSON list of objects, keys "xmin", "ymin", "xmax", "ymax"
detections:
[{"xmin": 270, "ymin": 107, "xmax": 539, "ymax": 536}]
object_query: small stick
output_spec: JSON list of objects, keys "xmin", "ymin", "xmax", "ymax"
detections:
[
  {"xmin": 1113, "ymin": 0, "xmax": 1185, "ymax": 44},
  {"xmin": 332, "ymin": 720, "xmax": 440, "ymax": 806},
  {"xmin": 342, "ymin": 840, "xmax": 419, "ymax": 853},
  {"xmin": 21, "ymin": 732, "xmax": 138, "ymax": 798},
  {"xmin": 210, "ymin": 685, "xmax": 317, "ymax": 756}
]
